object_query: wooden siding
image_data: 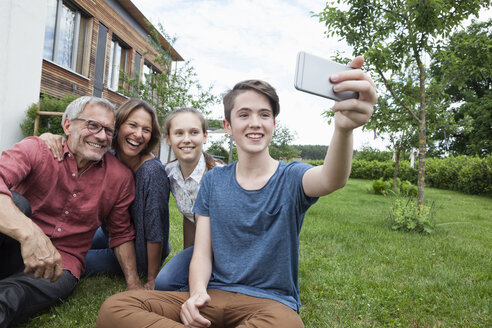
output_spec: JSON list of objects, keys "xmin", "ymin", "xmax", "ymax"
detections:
[
  {"xmin": 41, "ymin": 60, "xmax": 90, "ymax": 98},
  {"xmin": 40, "ymin": 0, "xmax": 180, "ymax": 106}
]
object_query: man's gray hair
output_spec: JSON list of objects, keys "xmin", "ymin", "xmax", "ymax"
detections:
[{"xmin": 61, "ymin": 96, "xmax": 116, "ymax": 127}]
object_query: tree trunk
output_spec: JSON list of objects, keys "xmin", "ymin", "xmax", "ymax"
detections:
[
  {"xmin": 417, "ymin": 59, "xmax": 426, "ymax": 210},
  {"xmin": 393, "ymin": 147, "xmax": 400, "ymax": 191}
]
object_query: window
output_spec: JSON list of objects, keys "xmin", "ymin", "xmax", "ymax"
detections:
[
  {"xmin": 43, "ymin": 0, "xmax": 87, "ymax": 74},
  {"xmin": 108, "ymin": 37, "xmax": 129, "ymax": 92},
  {"xmin": 142, "ymin": 62, "xmax": 160, "ymax": 102},
  {"xmin": 142, "ymin": 62, "xmax": 157, "ymax": 85}
]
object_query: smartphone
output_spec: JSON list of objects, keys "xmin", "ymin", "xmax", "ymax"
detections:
[{"xmin": 294, "ymin": 51, "xmax": 358, "ymax": 101}]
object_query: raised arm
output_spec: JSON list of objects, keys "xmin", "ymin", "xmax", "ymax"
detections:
[
  {"xmin": 180, "ymin": 214, "xmax": 213, "ymax": 328},
  {"xmin": 303, "ymin": 56, "xmax": 377, "ymax": 197}
]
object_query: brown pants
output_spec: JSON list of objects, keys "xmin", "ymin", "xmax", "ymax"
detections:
[{"xmin": 97, "ymin": 289, "xmax": 304, "ymax": 328}]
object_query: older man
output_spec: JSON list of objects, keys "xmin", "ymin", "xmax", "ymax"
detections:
[{"xmin": 0, "ymin": 96, "xmax": 141, "ymax": 327}]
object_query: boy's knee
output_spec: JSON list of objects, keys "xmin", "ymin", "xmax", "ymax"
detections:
[
  {"xmin": 97, "ymin": 292, "xmax": 131, "ymax": 327},
  {"xmin": 270, "ymin": 306, "xmax": 304, "ymax": 328},
  {"xmin": 246, "ymin": 303, "xmax": 304, "ymax": 328},
  {"xmin": 97, "ymin": 291, "xmax": 150, "ymax": 327}
]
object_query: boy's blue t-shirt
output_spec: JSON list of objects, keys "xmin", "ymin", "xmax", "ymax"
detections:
[{"xmin": 193, "ymin": 160, "xmax": 318, "ymax": 311}]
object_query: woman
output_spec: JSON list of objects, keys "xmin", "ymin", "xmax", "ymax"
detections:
[{"xmin": 42, "ymin": 99, "xmax": 170, "ymax": 290}]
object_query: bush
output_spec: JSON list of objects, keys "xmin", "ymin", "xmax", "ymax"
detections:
[
  {"xmin": 305, "ymin": 159, "xmax": 324, "ymax": 166},
  {"xmin": 353, "ymin": 146, "xmax": 393, "ymax": 162},
  {"xmin": 371, "ymin": 178, "xmax": 417, "ymax": 197},
  {"xmin": 351, "ymin": 159, "xmax": 418, "ymax": 183},
  {"xmin": 372, "ymin": 178, "xmax": 392, "ymax": 195},
  {"xmin": 20, "ymin": 94, "xmax": 78, "ymax": 137},
  {"xmin": 388, "ymin": 197, "xmax": 435, "ymax": 234},
  {"xmin": 400, "ymin": 180, "xmax": 418, "ymax": 197},
  {"xmin": 427, "ymin": 155, "xmax": 492, "ymax": 194},
  {"xmin": 308, "ymin": 155, "xmax": 491, "ymax": 195}
]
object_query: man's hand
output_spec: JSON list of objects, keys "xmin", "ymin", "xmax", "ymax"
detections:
[
  {"xmin": 143, "ymin": 279, "xmax": 155, "ymax": 290},
  {"xmin": 113, "ymin": 241, "xmax": 144, "ymax": 291},
  {"xmin": 180, "ymin": 292, "xmax": 211, "ymax": 328},
  {"xmin": 125, "ymin": 276, "xmax": 143, "ymax": 291},
  {"xmin": 330, "ymin": 56, "xmax": 377, "ymax": 131},
  {"xmin": 20, "ymin": 220, "xmax": 63, "ymax": 282}
]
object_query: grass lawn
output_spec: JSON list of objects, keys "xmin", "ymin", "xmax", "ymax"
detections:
[{"xmin": 15, "ymin": 179, "xmax": 491, "ymax": 327}]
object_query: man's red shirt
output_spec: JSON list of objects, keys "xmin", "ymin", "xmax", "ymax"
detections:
[{"xmin": 0, "ymin": 137, "xmax": 135, "ymax": 279}]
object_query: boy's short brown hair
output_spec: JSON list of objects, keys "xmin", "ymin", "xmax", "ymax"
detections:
[{"xmin": 222, "ymin": 80, "xmax": 280, "ymax": 123}]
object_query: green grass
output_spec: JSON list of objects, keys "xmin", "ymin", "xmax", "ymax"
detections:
[{"xmin": 16, "ymin": 180, "xmax": 491, "ymax": 327}]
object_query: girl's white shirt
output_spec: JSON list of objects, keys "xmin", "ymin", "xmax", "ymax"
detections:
[{"xmin": 165, "ymin": 153, "xmax": 206, "ymax": 223}]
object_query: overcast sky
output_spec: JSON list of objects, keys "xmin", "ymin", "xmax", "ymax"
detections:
[{"xmin": 131, "ymin": 0, "xmax": 489, "ymax": 149}]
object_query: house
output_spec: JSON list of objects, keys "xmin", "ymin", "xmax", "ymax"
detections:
[{"xmin": 0, "ymin": 0, "xmax": 182, "ymax": 152}]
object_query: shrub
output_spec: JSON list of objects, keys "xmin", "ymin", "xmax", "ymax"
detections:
[
  {"xmin": 20, "ymin": 94, "xmax": 78, "ymax": 137},
  {"xmin": 353, "ymin": 146, "xmax": 393, "ymax": 162},
  {"xmin": 400, "ymin": 180, "xmax": 418, "ymax": 197},
  {"xmin": 371, "ymin": 178, "xmax": 418, "ymax": 197},
  {"xmin": 372, "ymin": 178, "xmax": 392, "ymax": 195},
  {"xmin": 305, "ymin": 159, "xmax": 324, "ymax": 166},
  {"xmin": 351, "ymin": 159, "xmax": 418, "ymax": 183},
  {"xmin": 388, "ymin": 197, "xmax": 435, "ymax": 234},
  {"xmin": 309, "ymin": 156, "xmax": 491, "ymax": 195},
  {"xmin": 426, "ymin": 155, "xmax": 492, "ymax": 194}
]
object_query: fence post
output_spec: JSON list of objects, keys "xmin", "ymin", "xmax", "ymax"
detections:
[
  {"xmin": 33, "ymin": 103, "xmax": 65, "ymax": 136},
  {"xmin": 33, "ymin": 102, "xmax": 41, "ymax": 136}
]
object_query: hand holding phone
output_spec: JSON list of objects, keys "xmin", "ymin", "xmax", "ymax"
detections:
[{"xmin": 294, "ymin": 51, "xmax": 358, "ymax": 101}]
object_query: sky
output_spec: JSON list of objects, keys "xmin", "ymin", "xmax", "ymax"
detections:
[{"xmin": 130, "ymin": 0, "xmax": 489, "ymax": 149}]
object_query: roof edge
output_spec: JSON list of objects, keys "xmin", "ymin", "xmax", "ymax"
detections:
[{"xmin": 117, "ymin": 0, "xmax": 184, "ymax": 61}]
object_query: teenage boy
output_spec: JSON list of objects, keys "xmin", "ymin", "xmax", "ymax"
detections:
[
  {"xmin": 97, "ymin": 56, "xmax": 377, "ymax": 328},
  {"xmin": 0, "ymin": 96, "xmax": 142, "ymax": 327}
]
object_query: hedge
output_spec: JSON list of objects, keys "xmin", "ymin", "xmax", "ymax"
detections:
[
  {"xmin": 306, "ymin": 156, "xmax": 492, "ymax": 195},
  {"xmin": 426, "ymin": 155, "xmax": 492, "ymax": 195}
]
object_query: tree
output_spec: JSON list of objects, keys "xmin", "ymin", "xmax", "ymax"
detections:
[
  {"xmin": 207, "ymin": 123, "xmax": 300, "ymax": 162},
  {"xmin": 353, "ymin": 146, "xmax": 392, "ymax": 162},
  {"xmin": 365, "ymin": 91, "xmax": 419, "ymax": 189},
  {"xmin": 317, "ymin": 0, "xmax": 488, "ymax": 209},
  {"xmin": 269, "ymin": 124, "xmax": 301, "ymax": 160},
  {"xmin": 293, "ymin": 144, "xmax": 329, "ymax": 160},
  {"xmin": 430, "ymin": 19, "xmax": 492, "ymax": 156},
  {"xmin": 120, "ymin": 22, "xmax": 219, "ymax": 124},
  {"xmin": 207, "ymin": 119, "xmax": 224, "ymax": 130}
]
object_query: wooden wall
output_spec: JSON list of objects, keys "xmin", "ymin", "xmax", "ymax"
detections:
[{"xmin": 40, "ymin": 0, "xmax": 175, "ymax": 107}]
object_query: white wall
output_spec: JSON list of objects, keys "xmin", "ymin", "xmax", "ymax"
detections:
[
  {"xmin": 159, "ymin": 140, "xmax": 175, "ymax": 164},
  {"xmin": 0, "ymin": 0, "xmax": 47, "ymax": 152}
]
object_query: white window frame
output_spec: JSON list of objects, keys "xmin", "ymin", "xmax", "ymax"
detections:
[
  {"xmin": 108, "ymin": 37, "xmax": 129, "ymax": 92},
  {"xmin": 43, "ymin": 0, "xmax": 86, "ymax": 73}
]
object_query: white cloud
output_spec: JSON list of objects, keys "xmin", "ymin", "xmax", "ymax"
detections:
[{"xmin": 131, "ymin": 0, "xmax": 385, "ymax": 149}]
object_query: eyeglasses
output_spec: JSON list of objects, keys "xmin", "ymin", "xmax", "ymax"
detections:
[{"xmin": 72, "ymin": 118, "xmax": 115, "ymax": 137}]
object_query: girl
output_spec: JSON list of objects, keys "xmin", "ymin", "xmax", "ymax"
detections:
[
  {"xmin": 154, "ymin": 107, "xmax": 219, "ymax": 291},
  {"xmin": 41, "ymin": 99, "xmax": 170, "ymax": 290}
]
